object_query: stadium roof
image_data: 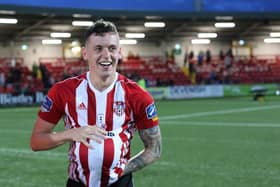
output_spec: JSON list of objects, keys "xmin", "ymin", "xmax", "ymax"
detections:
[{"xmin": 0, "ymin": 5, "xmax": 280, "ymax": 45}]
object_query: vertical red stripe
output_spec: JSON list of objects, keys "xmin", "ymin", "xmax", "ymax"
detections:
[
  {"xmin": 81, "ymin": 85, "xmax": 96, "ymax": 186},
  {"xmin": 77, "ymin": 86, "xmax": 95, "ymax": 187},
  {"xmin": 101, "ymin": 139, "xmax": 115, "ymax": 187},
  {"xmin": 106, "ymin": 88, "xmax": 115, "ymax": 131},
  {"xmin": 70, "ymin": 81, "xmax": 83, "ymax": 182},
  {"xmin": 123, "ymin": 83, "xmax": 131, "ymax": 128}
]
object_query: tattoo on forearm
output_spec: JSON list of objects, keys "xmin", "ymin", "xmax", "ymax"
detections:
[
  {"xmin": 123, "ymin": 155, "xmax": 146, "ymax": 175},
  {"xmin": 123, "ymin": 126, "xmax": 162, "ymax": 175},
  {"xmin": 140, "ymin": 126, "xmax": 161, "ymax": 155}
]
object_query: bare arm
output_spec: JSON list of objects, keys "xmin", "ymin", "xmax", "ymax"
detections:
[
  {"xmin": 30, "ymin": 117, "xmax": 106, "ymax": 151},
  {"xmin": 122, "ymin": 125, "xmax": 162, "ymax": 175}
]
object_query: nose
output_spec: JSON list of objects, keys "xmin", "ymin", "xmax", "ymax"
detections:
[{"xmin": 102, "ymin": 48, "xmax": 111, "ymax": 59}]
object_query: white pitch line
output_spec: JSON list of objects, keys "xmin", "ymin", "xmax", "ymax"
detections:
[
  {"xmin": 0, "ymin": 178, "xmax": 61, "ymax": 187},
  {"xmin": 0, "ymin": 147, "xmax": 177, "ymax": 170},
  {"xmin": 0, "ymin": 147, "xmax": 66, "ymax": 160},
  {"xmin": 0, "ymin": 178, "xmax": 38, "ymax": 187},
  {"xmin": 160, "ymin": 105, "xmax": 280, "ymax": 120},
  {"xmin": 160, "ymin": 120, "xmax": 280, "ymax": 128},
  {"xmin": 0, "ymin": 146, "xmax": 177, "ymax": 168},
  {"xmin": 0, "ymin": 107, "xmax": 37, "ymax": 113},
  {"xmin": 0, "ymin": 129, "xmax": 31, "ymax": 134}
]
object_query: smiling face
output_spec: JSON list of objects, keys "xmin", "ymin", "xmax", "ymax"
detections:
[{"xmin": 82, "ymin": 32, "xmax": 121, "ymax": 81}]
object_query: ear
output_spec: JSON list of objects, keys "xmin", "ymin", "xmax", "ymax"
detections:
[
  {"xmin": 82, "ymin": 46, "xmax": 88, "ymax": 61},
  {"xmin": 118, "ymin": 47, "xmax": 122, "ymax": 59}
]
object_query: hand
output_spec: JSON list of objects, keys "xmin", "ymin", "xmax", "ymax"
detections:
[{"xmin": 68, "ymin": 126, "xmax": 107, "ymax": 149}]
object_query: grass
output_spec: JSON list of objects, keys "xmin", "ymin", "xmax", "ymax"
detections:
[{"xmin": 1, "ymin": 96, "xmax": 280, "ymax": 187}]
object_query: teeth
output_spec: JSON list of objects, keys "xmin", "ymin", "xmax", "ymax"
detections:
[{"xmin": 99, "ymin": 61, "xmax": 112, "ymax": 66}]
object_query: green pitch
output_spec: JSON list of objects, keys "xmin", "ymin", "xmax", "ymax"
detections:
[{"xmin": 1, "ymin": 96, "xmax": 280, "ymax": 187}]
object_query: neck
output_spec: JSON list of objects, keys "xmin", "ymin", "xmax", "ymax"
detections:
[{"xmin": 89, "ymin": 72, "xmax": 116, "ymax": 92}]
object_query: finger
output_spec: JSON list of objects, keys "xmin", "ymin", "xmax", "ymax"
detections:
[
  {"xmin": 80, "ymin": 139, "xmax": 93, "ymax": 149},
  {"xmin": 97, "ymin": 128, "xmax": 107, "ymax": 135},
  {"xmin": 87, "ymin": 135, "xmax": 104, "ymax": 144},
  {"xmin": 89, "ymin": 126, "xmax": 107, "ymax": 135},
  {"xmin": 87, "ymin": 131, "xmax": 106, "ymax": 140},
  {"xmin": 88, "ymin": 127, "xmax": 107, "ymax": 137}
]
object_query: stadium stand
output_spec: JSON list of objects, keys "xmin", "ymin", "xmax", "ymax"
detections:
[
  {"xmin": 118, "ymin": 57, "xmax": 190, "ymax": 86},
  {"xmin": 193, "ymin": 56, "xmax": 280, "ymax": 84},
  {"xmin": 2, "ymin": 55, "xmax": 280, "ymax": 94}
]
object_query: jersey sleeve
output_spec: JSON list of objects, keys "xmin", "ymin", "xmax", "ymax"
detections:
[
  {"xmin": 133, "ymin": 89, "xmax": 159, "ymax": 130},
  {"xmin": 38, "ymin": 83, "xmax": 64, "ymax": 124}
]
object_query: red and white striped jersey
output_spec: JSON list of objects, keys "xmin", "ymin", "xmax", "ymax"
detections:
[{"xmin": 38, "ymin": 72, "xmax": 159, "ymax": 187}]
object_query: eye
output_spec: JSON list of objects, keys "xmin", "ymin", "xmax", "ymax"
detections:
[
  {"xmin": 94, "ymin": 46, "xmax": 102, "ymax": 52},
  {"xmin": 109, "ymin": 46, "xmax": 117, "ymax": 52}
]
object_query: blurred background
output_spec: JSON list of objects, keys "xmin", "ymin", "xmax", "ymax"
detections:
[{"xmin": 1, "ymin": 1, "xmax": 280, "ymax": 187}]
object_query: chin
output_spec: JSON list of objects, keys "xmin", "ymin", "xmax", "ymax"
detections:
[{"xmin": 101, "ymin": 71, "xmax": 114, "ymax": 78}]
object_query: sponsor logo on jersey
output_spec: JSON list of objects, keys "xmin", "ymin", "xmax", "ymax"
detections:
[
  {"xmin": 113, "ymin": 101, "xmax": 125, "ymax": 116},
  {"xmin": 146, "ymin": 103, "xmax": 158, "ymax": 120},
  {"xmin": 41, "ymin": 96, "xmax": 53, "ymax": 112},
  {"xmin": 107, "ymin": 131, "xmax": 115, "ymax": 137},
  {"xmin": 78, "ymin": 102, "xmax": 87, "ymax": 110}
]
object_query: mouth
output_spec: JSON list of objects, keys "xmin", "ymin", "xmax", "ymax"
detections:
[{"xmin": 98, "ymin": 61, "xmax": 112, "ymax": 67}]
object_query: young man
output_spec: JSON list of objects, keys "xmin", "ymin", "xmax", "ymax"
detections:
[{"xmin": 30, "ymin": 19, "xmax": 162, "ymax": 187}]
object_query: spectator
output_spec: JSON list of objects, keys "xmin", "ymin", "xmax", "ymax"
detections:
[
  {"xmin": 32, "ymin": 62, "xmax": 39, "ymax": 79},
  {"xmin": 39, "ymin": 63, "xmax": 51, "ymax": 89},
  {"xmin": 224, "ymin": 49, "xmax": 233, "ymax": 69},
  {"xmin": 188, "ymin": 51, "xmax": 196, "ymax": 84},
  {"xmin": 219, "ymin": 50, "xmax": 225, "ymax": 61},
  {"xmin": 197, "ymin": 50, "xmax": 204, "ymax": 65},
  {"xmin": 183, "ymin": 49, "xmax": 188, "ymax": 67},
  {"xmin": 206, "ymin": 49, "xmax": 211, "ymax": 64},
  {"xmin": 137, "ymin": 77, "xmax": 146, "ymax": 89},
  {"xmin": 0, "ymin": 71, "xmax": 5, "ymax": 88}
]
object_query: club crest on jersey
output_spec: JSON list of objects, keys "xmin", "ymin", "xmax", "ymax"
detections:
[
  {"xmin": 146, "ymin": 103, "xmax": 157, "ymax": 120},
  {"xmin": 41, "ymin": 96, "xmax": 53, "ymax": 112},
  {"xmin": 113, "ymin": 101, "xmax": 125, "ymax": 116}
]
